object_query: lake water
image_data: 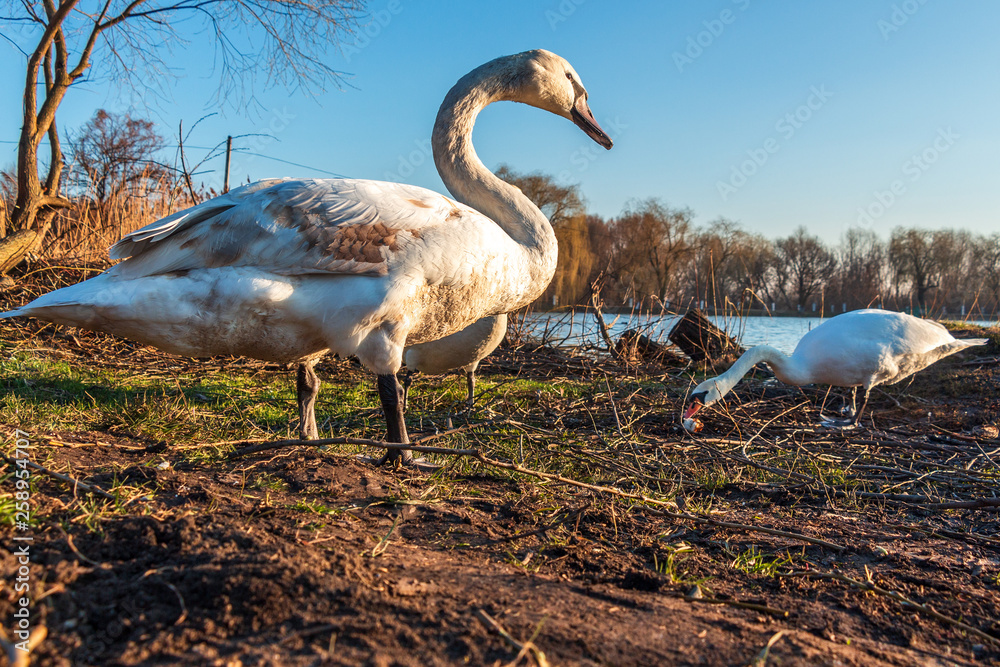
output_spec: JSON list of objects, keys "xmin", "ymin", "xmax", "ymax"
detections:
[{"xmin": 521, "ymin": 312, "xmax": 998, "ymax": 356}]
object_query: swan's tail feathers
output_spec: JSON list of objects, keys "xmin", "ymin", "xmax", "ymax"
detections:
[{"xmin": 936, "ymin": 338, "xmax": 989, "ymax": 357}]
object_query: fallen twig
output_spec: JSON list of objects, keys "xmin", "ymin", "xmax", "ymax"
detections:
[
  {"xmin": 231, "ymin": 429, "xmax": 846, "ymax": 551},
  {"xmin": 3, "ymin": 456, "xmax": 114, "ymax": 500},
  {"xmin": 750, "ymin": 630, "xmax": 787, "ymax": 667},
  {"xmin": 475, "ymin": 609, "xmax": 549, "ymax": 667},
  {"xmin": 685, "ymin": 586, "xmax": 788, "ymax": 618},
  {"xmin": 229, "ymin": 422, "xmax": 494, "ymax": 458}
]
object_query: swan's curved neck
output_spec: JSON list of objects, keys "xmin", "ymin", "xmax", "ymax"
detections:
[
  {"xmin": 432, "ymin": 62, "xmax": 557, "ymax": 270},
  {"xmin": 714, "ymin": 345, "xmax": 812, "ymax": 397}
]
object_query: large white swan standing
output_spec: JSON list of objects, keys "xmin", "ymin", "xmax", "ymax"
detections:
[
  {"xmin": 682, "ymin": 309, "xmax": 988, "ymax": 429},
  {"xmin": 1, "ymin": 50, "xmax": 613, "ymax": 463}
]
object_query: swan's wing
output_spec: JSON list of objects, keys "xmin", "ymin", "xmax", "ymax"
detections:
[{"xmin": 109, "ymin": 178, "xmax": 480, "ymax": 279}]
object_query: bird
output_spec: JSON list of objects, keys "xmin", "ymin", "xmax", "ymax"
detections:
[
  {"xmin": 295, "ymin": 313, "xmax": 507, "ymax": 439},
  {"xmin": 1, "ymin": 50, "xmax": 612, "ymax": 465},
  {"xmin": 682, "ymin": 309, "xmax": 988, "ymax": 429}
]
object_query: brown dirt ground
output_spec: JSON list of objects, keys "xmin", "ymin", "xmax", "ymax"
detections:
[
  {"xmin": 1, "ymin": 275, "xmax": 999, "ymax": 666},
  {"xmin": 10, "ymin": 439, "xmax": 1000, "ymax": 667}
]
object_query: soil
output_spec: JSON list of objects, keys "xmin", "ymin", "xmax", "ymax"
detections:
[{"xmin": 1, "ymin": 281, "xmax": 999, "ymax": 666}]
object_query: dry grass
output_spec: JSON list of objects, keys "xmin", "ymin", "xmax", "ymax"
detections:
[
  {"xmin": 0, "ymin": 174, "xmax": 204, "ymax": 265},
  {"xmin": 43, "ymin": 178, "xmax": 200, "ymax": 263}
]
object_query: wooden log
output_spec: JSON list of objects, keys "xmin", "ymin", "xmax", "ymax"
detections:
[
  {"xmin": 668, "ymin": 309, "xmax": 744, "ymax": 362},
  {"xmin": 615, "ymin": 329, "xmax": 684, "ymax": 365},
  {"xmin": 0, "ymin": 228, "xmax": 43, "ymax": 275}
]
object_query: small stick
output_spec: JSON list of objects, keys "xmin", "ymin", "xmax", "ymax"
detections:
[
  {"xmin": 3, "ymin": 456, "xmax": 114, "ymax": 500},
  {"xmin": 685, "ymin": 592, "xmax": 788, "ymax": 618},
  {"xmin": 371, "ymin": 513, "xmax": 402, "ymax": 557},
  {"xmin": 229, "ymin": 422, "xmax": 494, "ymax": 458},
  {"xmin": 471, "ymin": 454, "xmax": 844, "ymax": 551},
  {"xmin": 0, "ymin": 624, "xmax": 47, "ymax": 667},
  {"xmin": 916, "ymin": 497, "xmax": 1000, "ymax": 510},
  {"xmin": 750, "ymin": 631, "xmax": 787, "ymax": 667},
  {"xmin": 475, "ymin": 609, "xmax": 549, "ymax": 667},
  {"xmin": 142, "ymin": 570, "xmax": 188, "ymax": 626},
  {"xmin": 65, "ymin": 533, "xmax": 103, "ymax": 568}
]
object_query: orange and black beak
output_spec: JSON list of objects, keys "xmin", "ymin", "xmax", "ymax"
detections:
[{"xmin": 683, "ymin": 392, "xmax": 707, "ymax": 421}]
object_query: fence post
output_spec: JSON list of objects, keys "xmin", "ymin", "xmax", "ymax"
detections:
[{"xmin": 223, "ymin": 135, "xmax": 233, "ymax": 194}]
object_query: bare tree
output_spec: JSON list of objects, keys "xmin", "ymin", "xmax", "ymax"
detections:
[
  {"xmin": 730, "ymin": 232, "xmax": 774, "ymax": 307},
  {"xmin": 69, "ymin": 109, "xmax": 167, "ymax": 204},
  {"xmin": 833, "ymin": 227, "xmax": 884, "ymax": 311},
  {"xmin": 772, "ymin": 226, "xmax": 837, "ymax": 311},
  {"xmin": 888, "ymin": 228, "xmax": 941, "ymax": 314},
  {"xmin": 975, "ymin": 233, "xmax": 1000, "ymax": 315},
  {"xmin": 927, "ymin": 229, "xmax": 973, "ymax": 315},
  {"xmin": 0, "ymin": 0, "xmax": 363, "ymax": 271},
  {"xmin": 495, "ymin": 165, "xmax": 585, "ymax": 227},
  {"xmin": 688, "ymin": 217, "xmax": 749, "ymax": 309},
  {"xmin": 611, "ymin": 199, "xmax": 693, "ymax": 304}
]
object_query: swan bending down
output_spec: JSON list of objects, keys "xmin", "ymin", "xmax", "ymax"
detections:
[
  {"xmin": 0, "ymin": 50, "xmax": 612, "ymax": 464},
  {"xmin": 683, "ymin": 309, "xmax": 988, "ymax": 429},
  {"xmin": 295, "ymin": 313, "xmax": 506, "ymax": 439}
]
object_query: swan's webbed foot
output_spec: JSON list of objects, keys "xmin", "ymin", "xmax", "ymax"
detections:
[
  {"xmin": 377, "ymin": 448, "xmax": 414, "ymax": 467},
  {"xmin": 819, "ymin": 414, "xmax": 862, "ymax": 430}
]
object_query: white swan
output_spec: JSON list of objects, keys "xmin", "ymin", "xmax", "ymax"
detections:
[
  {"xmin": 682, "ymin": 309, "xmax": 988, "ymax": 429},
  {"xmin": 1, "ymin": 50, "xmax": 613, "ymax": 463},
  {"xmin": 295, "ymin": 313, "xmax": 507, "ymax": 440}
]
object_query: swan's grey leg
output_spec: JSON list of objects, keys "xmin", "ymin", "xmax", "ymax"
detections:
[
  {"xmin": 465, "ymin": 369, "xmax": 476, "ymax": 406},
  {"xmin": 839, "ymin": 387, "xmax": 857, "ymax": 417},
  {"xmin": 401, "ymin": 370, "xmax": 414, "ymax": 412},
  {"xmin": 376, "ymin": 373, "xmax": 413, "ymax": 466},
  {"xmin": 850, "ymin": 388, "xmax": 871, "ymax": 427},
  {"xmin": 821, "ymin": 387, "xmax": 869, "ymax": 429},
  {"xmin": 297, "ymin": 361, "xmax": 320, "ymax": 440}
]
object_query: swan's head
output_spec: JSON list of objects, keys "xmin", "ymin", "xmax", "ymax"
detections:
[
  {"xmin": 501, "ymin": 50, "xmax": 613, "ymax": 150},
  {"xmin": 682, "ymin": 378, "xmax": 725, "ymax": 423}
]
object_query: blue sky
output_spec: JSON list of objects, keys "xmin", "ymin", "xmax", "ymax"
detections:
[{"xmin": 1, "ymin": 0, "xmax": 998, "ymax": 243}]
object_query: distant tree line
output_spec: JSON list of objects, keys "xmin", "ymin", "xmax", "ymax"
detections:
[
  {"xmin": 3, "ymin": 112, "xmax": 995, "ymax": 320},
  {"xmin": 497, "ymin": 166, "xmax": 1000, "ymax": 319}
]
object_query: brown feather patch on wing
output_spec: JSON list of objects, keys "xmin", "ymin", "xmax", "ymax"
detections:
[
  {"xmin": 263, "ymin": 201, "xmax": 405, "ymax": 266},
  {"xmin": 323, "ymin": 222, "xmax": 408, "ymax": 264}
]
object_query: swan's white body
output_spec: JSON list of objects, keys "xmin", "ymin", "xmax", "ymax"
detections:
[
  {"xmin": 2, "ymin": 50, "xmax": 612, "ymax": 460},
  {"xmin": 684, "ymin": 309, "xmax": 988, "ymax": 427}
]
